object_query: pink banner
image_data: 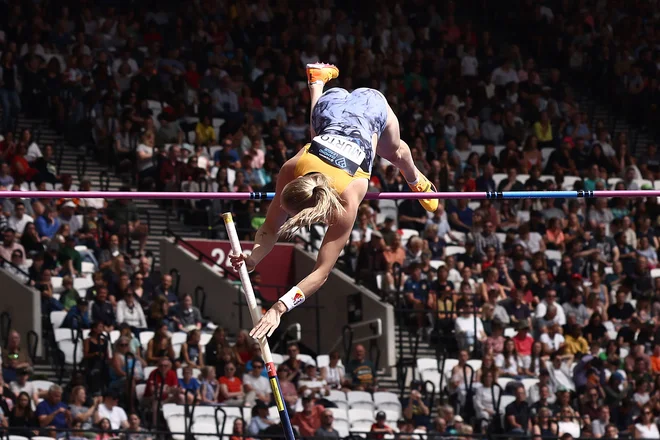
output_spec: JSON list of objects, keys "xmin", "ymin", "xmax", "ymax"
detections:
[{"xmin": 177, "ymin": 239, "xmax": 295, "ymax": 302}]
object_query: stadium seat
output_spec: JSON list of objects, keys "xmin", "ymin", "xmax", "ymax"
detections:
[
  {"xmin": 416, "ymin": 357, "xmax": 437, "ymax": 376},
  {"xmin": 191, "ymin": 422, "xmax": 219, "ymax": 440},
  {"xmin": 377, "ymin": 200, "xmax": 399, "ymax": 227},
  {"xmin": 268, "ymin": 406, "xmax": 279, "ymax": 421},
  {"xmin": 420, "ymin": 370, "xmax": 442, "ymax": 388},
  {"xmin": 54, "ymin": 328, "xmax": 75, "ymax": 342},
  {"xmin": 108, "ymin": 330, "xmax": 121, "ymax": 344},
  {"xmin": 445, "ymin": 230, "xmax": 466, "ymax": 244},
  {"xmin": 497, "ymin": 377, "xmax": 514, "ymax": 390},
  {"xmin": 163, "ymin": 403, "xmax": 186, "ymax": 418},
  {"xmin": 521, "ymin": 378, "xmax": 539, "ymax": 393},
  {"xmin": 58, "ymin": 340, "xmax": 83, "ymax": 365},
  {"xmin": 135, "ymin": 383, "xmax": 146, "ymax": 402},
  {"xmin": 143, "ymin": 366, "xmax": 157, "ymax": 378},
  {"xmin": 50, "ymin": 311, "xmax": 67, "ymax": 329},
  {"xmin": 495, "ymin": 233, "xmax": 506, "ymax": 243},
  {"xmin": 466, "ymin": 359, "xmax": 482, "ymax": 372},
  {"xmin": 562, "ymin": 176, "xmax": 582, "ymax": 189},
  {"xmin": 607, "ymin": 177, "xmax": 622, "ymax": 189},
  {"xmin": 347, "ymin": 391, "xmax": 375, "ymax": 410},
  {"xmin": 199, "ymin": 333, "xmax": 212, "ymax": 346},
  {"xmin": 545, "ymin": 250, "xmax": 562, "ymax": 261},
  {"xmin": 374, "ymin": 410, "xmax": 400, "ymax": 425},
  {"xmin": 297, "ymin": 353, "xmax": 316, "ymax": 366},
  {"xmin": 173, "ymin": 343, "xmax": 183, "ymax": 359},
  {"xmin": 140, "ymin": 331, "xmax": 155, "ymax": 351},
  {"xmin": 471, "ymin": 145, "xmax": 485, "ymax": 155},
  {"xmin": 51, "ymin": 276, "xmax": 63, "ymax": 292},
  {"xmin": 81, "ymin": 261, "xmax": 95, "ymax": 274},
  {"xmin": 328, "ymin": 389, "xmax": 349, "ymax": 411},
  {"xmin": 348, "ymin": 408, "xmax": 375, "ymax": 424},
  {"xmin": 429, "ymin": 260, "xmax": 446, "ymax": 270},
  {"xmin": 329, "ymin": 407, "xmax": 349, "ymax": 422},
  {"xmin": 334, "ymin": 420, "xmax": 350, "ymax": 438},
  {"xmin": 492, "ymin": 173, "xmax": 507, "ymax": 187},
  {"xmin": 30, "ymin": 380, "xmax": 55, "ymax": 393},
  {"xmin": 166, "ymin": 414, "xmax": 187, "ymax": 440},
  {"xmin": 504, "ymin": 328, "xmax": 517, "ymax": 338},
  {"xmin": 271, "ymin": 353, "xmax": 285, "ymax": 365},
  {"xmin": 445, "ymin": 246, "xmax": 466, "ymax": 257},
  {"xmin": 651, "ymin": 268, "xmax": 660, "ymax": 279},
  {"xmin": 516, "ymin": 174, "xmax": 530, "ymax": 184},
  {"xmin": 373, "ymin": 392, "xmax": 402, "ymax": 412},
  {"xmin": 8, "ymin": 436, "xmax": 30, "ymax": 440},
  {"xmin": 317, "ymin": 354, "xmax": 330, "ymax": 369},
  {"xmin": 171, "ymin": 332, "xmax": 188, "ymax": 345},
  {"xmin": 73, "ymin": 277, "xmax": 94, "ymax": 290},
  {"xmin": 441, "ymin": 358, "xmax": 460, "ymax": 376}
]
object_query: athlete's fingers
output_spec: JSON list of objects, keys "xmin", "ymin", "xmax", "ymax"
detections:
[{"xmin": 267, "ymin": 325, "xmax": 276, "ymax": 338}]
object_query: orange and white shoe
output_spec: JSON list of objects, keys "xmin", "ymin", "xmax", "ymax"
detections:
[
  {"xmin": 306, "ymin": 63, "xmax": 339, "ymax": 85},
  {"xmin": 408, "ymin": 172, "xmax": 439, "ymax": 212}
]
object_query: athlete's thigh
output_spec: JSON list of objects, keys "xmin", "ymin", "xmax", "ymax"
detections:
[{"xmin": 375, "ymin": 103, "xmax": 402, "ymax": 159}]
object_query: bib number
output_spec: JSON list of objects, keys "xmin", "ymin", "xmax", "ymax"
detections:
[{"xmin": 309, "ymin": 134, "xmax": 365, "ymax": 176}]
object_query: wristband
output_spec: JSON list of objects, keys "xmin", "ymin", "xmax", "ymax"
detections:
[{"xmin": 279, "ymin": 286, "xmax": 305, "ymax": 311}]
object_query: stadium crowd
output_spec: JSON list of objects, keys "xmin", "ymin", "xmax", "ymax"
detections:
[{"xmin": 0, "ymin": 0, "xmax": 659, "ymax": 438}]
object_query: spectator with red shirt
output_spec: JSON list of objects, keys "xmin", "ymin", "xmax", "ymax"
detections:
[
  {"xmin": 513, "ymin": 321, "xmax": 534, "ymax": 362},
  {"xmin": 370, "ymin": 411, "xmax": 395, "ymax": 439},
  {"xmin": 291, "ymin": 396, "xmax": 324, "ymax": 437},
  {"xmin": 144, "ymin": 358, "xmax": 179, "ymax": 426},
  {"xmin": 218, "ymin": 361, "xmax": 244, "ymax": 406}
]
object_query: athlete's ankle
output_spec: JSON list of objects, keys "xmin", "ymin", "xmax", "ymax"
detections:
[{"xmin": 406, "ymin": 171, "xmax": 420, "ymax": 186}]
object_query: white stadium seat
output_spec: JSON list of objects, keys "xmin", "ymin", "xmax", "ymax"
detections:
[{"xmin": 347, "ymin": 391, "xmax": 375, "ymax": 411}]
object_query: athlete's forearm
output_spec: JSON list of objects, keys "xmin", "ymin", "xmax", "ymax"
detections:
[{"xmin": 250, "ymin": 223, "xmax": 279, "ymax": 266}]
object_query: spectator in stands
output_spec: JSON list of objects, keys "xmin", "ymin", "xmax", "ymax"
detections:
[
  {"xmin": 91, "ymin": 286, "xmax": 115, "ymax": 331},
  {"xmin": 292, "ymin": 395, "xmax": 324, "ymax": 437},
  {"xmin": 94, "ymin": 391, "xmax": 128, "ymax": 431},
  {"xmin": 219, "ymin": 361, "xmax": 244, "ymax": 406},
  {"xmin": 371, "ymin": 411, "xmax": 395, "ymax": 438},
  {"xmin": 153, "ymin": 274, "xmax": 177, "ymax": 305},
  {"xmin": 199, "ymin": 366, "xmax": 219, "ymax": 405},
  {"xmin": 0, "ymin": 228, "xmax": 25, "ymax": 264},
  {"xmin": 69, "ymin": 386, "xmax": 101, "ymax": 432},
  {"xmin": 321, "ymin": 351, "xmax": 344, "ymax": 390},
  {"xmin": 59, "ymin": 236, "xmax": 82, "ymax": 277},
  {"xmin": 277, "ymin": 365, "xmax": 299, "ymax": 409},
  {"xmin": 247, "ymin": 400, "xmax": 274, "ymax": 435},
  {"xmin": 36, "ymin": 384, "xmax": 69, "ymax": 430},
  {"xmin": 242, "ymin": 357, "xmax": 270, "ymax": 405},
  {"xmin": 345, "ymin": 344, "xmax": 376, "ymax": 392},
  {"xmin": 505, "ymin": 385, "xmax": 532, "ymax": 435},
  {"xmin": 63, "ymin": 299, "xmax": 91, "ymax": 329},
  {"xmin": 7, "ymin": 202, "xmax": 32, "ymax": 237},
  {"xmin": 126, "ymin": 414, "xmax": 152, "ymax": 440},
  {"xmin": 35, "ymin": 207, "xmax": 60, "ymax": 240},
  {"xmin": 8, "ymin": 391, "xmax": 37, "ymax": 436},
  {"xmin": 315, "ymin": 409, "xmax": 340, "ymax": 439},
  {"xmin": 179, "ymin": 329, "xmax": 204, "ymax": 369},
  {"xmin": 174, "ymin": 293, "xmax": 203, "ymax": 332},
  {"xmin": 146, "ymin": 322, "xmax": 177, "ymax": 366},
  {"xmin": 2, "ymin": 330, "xmax": 31, "ymax": 383},
  {"xmin": 177, "ymin": 365, "xmax": 201, "ymax": 404},
  {"xmin": 116, "ymin": 290, "xmax": 147, "ymax": 331}
]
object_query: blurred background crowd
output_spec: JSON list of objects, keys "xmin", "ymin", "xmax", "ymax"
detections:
[{"xmin": 0, "ymin": 0, "xmax": 659, "ymax": 439}]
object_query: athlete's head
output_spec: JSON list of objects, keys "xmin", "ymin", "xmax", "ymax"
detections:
[{"xmin": 278, "ymin": 173, "xmax": 345, "ymax": 239}]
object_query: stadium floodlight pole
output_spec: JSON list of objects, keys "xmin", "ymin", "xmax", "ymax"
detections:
[
  {"xmin": 4, "ymin": 189, "xmax": 660, "ymax": 200},
  {"xmin": 221, "ymin": 212, "xmax": 296, "ymax": 440}
]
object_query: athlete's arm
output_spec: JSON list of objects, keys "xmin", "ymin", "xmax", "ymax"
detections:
[
  {"xmin": 229, "ymin": 163, "xmax": 292, "ymax": 271},
  {"xmin": 249, "ymin": 192, "xmax": 361, "ymax": 339}
]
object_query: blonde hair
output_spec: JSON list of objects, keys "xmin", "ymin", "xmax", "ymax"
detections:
[{"xmin": 279, "ymin": 173, "xmax": 345, "ymax": 239}]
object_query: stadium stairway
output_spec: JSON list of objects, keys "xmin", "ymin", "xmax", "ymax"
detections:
[{"xmin": 16, "ymin": 117, "xmax": 203, "ymax": 269}]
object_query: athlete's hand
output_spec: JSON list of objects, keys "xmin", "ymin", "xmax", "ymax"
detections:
[
  {"xmin": 250, "ymin": 301, "xmax": 287, "ymax": 339},
  {"xmin": 229, "ymin": 252, "xmax": 256, "ymax": 273}
]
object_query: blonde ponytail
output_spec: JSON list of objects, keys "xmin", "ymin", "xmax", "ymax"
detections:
[{"xmin": 278, "ymin": 173, "xmax": 345, "ymax": 240}]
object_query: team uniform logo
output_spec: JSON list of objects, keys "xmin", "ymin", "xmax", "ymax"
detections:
[
  {"xmin": 308, "ymin": 134, "xmax": 365, "ymax": 176},
  {"xmin": 292, "ymin": 291, "xmax": 305, "ymax": 306}
]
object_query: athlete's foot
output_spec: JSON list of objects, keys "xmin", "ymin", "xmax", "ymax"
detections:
[
  {"xmin": 407, "ymin": 172, "xmax": 439, "ymax": 212},
  {"xmin": 306, "ymin": 63, "xmax": 339, "ymax": 86}
]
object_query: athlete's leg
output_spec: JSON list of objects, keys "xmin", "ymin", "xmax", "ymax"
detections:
[
  {"xmin": 308, "ymin": 83, "xmax": 324, "ymax": 138},
  {"xmin": 376, "ymin": 105, "xmax": 418, "ymax": 182},
  {"xmin": 377, "ymin": 103, "xmax": 439, "ymax": 212},
  {"xmin": 306, "ymin": 63, "xmax": 339, "ymax": 138}
]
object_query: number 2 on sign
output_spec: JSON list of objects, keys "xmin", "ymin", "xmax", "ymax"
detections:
[{"xmin": 211, "ymin": 247, "xmax": 252, "ymax": 274}]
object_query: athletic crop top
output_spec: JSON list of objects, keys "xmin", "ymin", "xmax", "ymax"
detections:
[{"xmin": 294, "ymin": 135, "xmax": 371, "ymax": 195}]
